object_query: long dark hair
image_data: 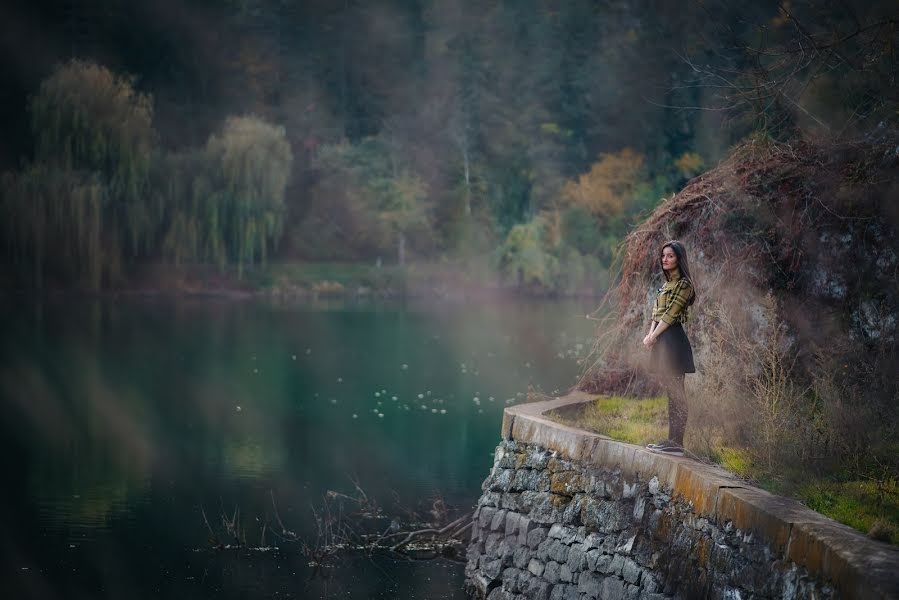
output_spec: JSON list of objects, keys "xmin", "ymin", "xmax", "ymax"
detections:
[{"xmin": 659, "ymin": 240, "xmax": 697, "ymax": 306}]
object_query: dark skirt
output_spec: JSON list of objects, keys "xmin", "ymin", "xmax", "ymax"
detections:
[{"xmin": 649, "ymin": 322, "xmax": 696, "ymax": 375}]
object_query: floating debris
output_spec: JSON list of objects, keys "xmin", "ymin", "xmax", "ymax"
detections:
[
  {"xmin": 352, "ymin": 414, "xmax": 358, "ymax": 419},
  {"xmin": 292, "ymin": 355, "xmax": 297, "ymax": 360},
  {"xmin": 337, "ymin": 377, "xmax": 343, "ymax": 383},
  {"xmin": 418, "ymin": 393, "xmax": 424, "ymax": 399},
  {"xmin": 378, "ymin": 413, "xmax": 384, "ymax": 418},
  {"xmin": 439, "ymin": 409, "xmax": 446, "ymax": 414},
  {"xmin": 401, "ymin": 364, "xmax": 409, "ymax": 370},
  {"xmin": 375, "ymin": 392, "xmax": 381, "ymax": 397},
  {"xmin": 329, "ymin": 398, "xmax": 337, "ymax": 404},
  {"xmin": 391, "ymin": 395, "xmax": 398, "ymax": 401},
  {"xmin": 236, "ymin": 406, "xmax": 242, "ymax": 412}
]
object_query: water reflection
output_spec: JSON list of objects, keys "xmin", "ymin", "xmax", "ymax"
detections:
[{"xmin": 0, "ymin": 296, "xmax": 595, "ymax": 598}]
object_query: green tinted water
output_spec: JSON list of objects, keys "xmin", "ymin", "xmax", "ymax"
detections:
[{"xmin": 0, "ymin": 296, "xmax": 596, "ymax": 599}]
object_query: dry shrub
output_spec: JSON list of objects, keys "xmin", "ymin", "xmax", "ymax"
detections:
[{"xmin": 578, "ymin": 133, "xmax": 899, "ymax": 484}]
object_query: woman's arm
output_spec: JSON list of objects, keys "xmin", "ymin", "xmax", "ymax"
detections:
[
  {"xmin": 649, "ymin": 320, "xmax": 670, "ymax": 341},
  {"xmin": 643, "ymin": 320, "xmax": 658, "ymax": 347}
]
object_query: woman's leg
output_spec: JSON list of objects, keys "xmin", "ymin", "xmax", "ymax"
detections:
[{"xmin": 665, "ymin": 373, "xmax": 687, "ymax": 446}]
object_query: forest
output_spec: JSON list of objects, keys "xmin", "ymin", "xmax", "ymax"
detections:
[{"xmin": 2, "ymin": 0, "xmax": 894, "ymax": 293}]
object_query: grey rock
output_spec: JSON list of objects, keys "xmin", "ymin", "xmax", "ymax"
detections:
[
  {"xmin": 544, "ymin": 560, "xmax": 561, "ymax": 584},
  {"xmin": 601, "ymin": 576, "xmax": 626, "ymax": 600},
  {"xmin": 548, "ymin": 523, "xmax": 568, "ymax": 539},
  {"xmin": 567, "ymin": 543, "xmax": 587, "ymax": 572},
  {"xmin": 502, "ymin": 567, "xmax": 523, "ymax": 593},
  {"xmin": 527, "ymin": 526, "xmax": 549, "ymax": 549},
  {"xmin": 525, "ymin": 577, "xmax": 552, "ymax": 600},
  {"xmin": 500, "ymin": 492, "xmax": 521, "ymax": 511},
  {"xmin": 528, "ymin": 558, "xmax": 546, "ymax": 577},
  {"xmin": 536, "ymin": 538, "xmax": 553, "ymax": 562},
  {"xmin": 490, "ymin": 509, "xmax": 508, "ymax": 531},
  {"xmin": 505, "ymin": 511, "xmax": 521, "ymax": 537},
  {"xmin": 577, "ymin": 572, "xmax": 602, "ymax": 598},
  {"xmin": 549, "ymin": 583, "xmax": 577, "ymax": 600},
  {"xmin": 609, "ymin": 554, "xmax": 624, "ymax": 576},
  {"xmin": 512, "ymin": 544, "xmax": 531, "ymax": 569},
  {"xmin": 525, "ymin": 448, "xmax": 553, "ymax": 470},
  {"xmin": 482, "ymin": 557, "xmax": 503, "ymax": 580},
  {"xmin": 479, "ymin": 491, "xmax": 501, "ymax": 508},
  {"xmin": 518, "ymin": 516, "xmax": 539, "ymax": 546},
  {"xmin": 484, "ymin": 532, "xmax": 503, "ymax": 557},
  {"xmin": 583, "ymin": 532, "xmax": 604, "ymax": 550},
  {"xmin": 621, "ymin": 557, "xmax": 641, "ymax": 585},
  {"xmin": 560, "ymin": 562, "xmax": 574, "ymax": 583},
  {"xmin": 549, "ymin": 539, "xmax": 570, "ymax": 563}
]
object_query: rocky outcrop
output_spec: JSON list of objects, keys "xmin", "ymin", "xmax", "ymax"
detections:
[{"xmin": 463, "ymin": 393, "xmax": 899, "ymax": 600}]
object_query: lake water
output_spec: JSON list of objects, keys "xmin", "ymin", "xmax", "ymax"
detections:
[{"xmin": 0, "ymin": 296, "xmax": 596, "ymax": 599}]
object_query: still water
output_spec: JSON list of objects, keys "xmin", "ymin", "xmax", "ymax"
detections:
[{"xmin": 0, "ymin": 296, "xmax": 595, "ymax": 599}]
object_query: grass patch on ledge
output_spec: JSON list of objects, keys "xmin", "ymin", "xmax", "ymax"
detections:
[
  {"xmin": 546, "ymin": 395, "xmax": 899, "ymax": 546},
  {"xmin": 547, "ymin": 395, "xmax": 668, "ymax": 445}
]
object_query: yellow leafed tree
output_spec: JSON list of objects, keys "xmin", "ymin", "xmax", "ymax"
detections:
[{"xmin": 561, "ymin": 148, "xmax": 644, "ymax": 219}]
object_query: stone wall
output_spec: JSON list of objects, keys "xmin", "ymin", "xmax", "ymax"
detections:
[{"xmin": 463, "ymin": 393, "xmax": 899, "ymax": 600}]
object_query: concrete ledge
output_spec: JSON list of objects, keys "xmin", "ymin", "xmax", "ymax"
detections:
[{"xmin": 502, "ymin": 392, "xmax": 899, "ymax": 600}]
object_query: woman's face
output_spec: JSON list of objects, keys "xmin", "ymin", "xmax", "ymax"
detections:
[{"xmin": 661, "ymin": 246, "xmax": 678, "ymax": 272}]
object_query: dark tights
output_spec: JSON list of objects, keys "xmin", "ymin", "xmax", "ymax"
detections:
[{"xmin": 660, "ymin": 373, "xmax": 687, "ymax": 446}]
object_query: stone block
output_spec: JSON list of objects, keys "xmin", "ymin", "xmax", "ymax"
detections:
[
  {"xmin": 577, "ymin": 571, "xmax": 602, "ymax": 598},
  {"xmin": 601, "ymin": 576, "xmax": 626, "ymax": 600},
  {"xmin": 505, "ymin": 511, "xmax": 521, "ymax": 537},
  {"xmin": 512, "ymin": 545, "xmax": 530, "ymax": 569},
  {"xmin": 548, "ymin": 523, "xmax": 567, "ymax": 539},
  {"xmin": 527, "ymin": 526, "xmax": 548, "ymax": 549},
  {"xmin": 490, "ymin": 509, "xmax": 508, "ymax": 531},
  {"xmin": 518, "ymin": 515, "xmax": 539, "ymax": 546},
  {"xmin": 609, "ymin": 554, "xmax": 624, "ymax": 576},
  {"xmin": 502, "ymin": 567, "xmax": 523, "ymax": 593},
  {"xmin": 562, "ymin": 493, "xmax": 586, "ymax": 526},
  {"xmin": 566, "ymin": 543, "xmax": 587, "ymax": 572},
  {"xmin": 484, "ymin": 532, "xmax": 503, "ymax": 557},
  {"xmin": 584, "ymin": 548, "xmax": 602, "ymax": 572},
  {"xmin": 528, "ymin": 558, "xmax": 546, "ymax": 577},
  {"xmin": 482, "ymin": 557, "xmax": 503, "ymax": 580},
  {"xmin": 551, "ymin": 471, "xmax": 584, "ymax": 495},
  {"xmin": 544, "ymin": 560, "xmax": 561, "ymax": 584},
  {"xmin": 549, "ymin": 539, "xmax": 570, "ymax": 563},
  {"xmin": 560, "ymin": 562, "xmax": 574, "ymax": 583},
  {"xmin": 524, "ymin": 447, "xmax": 553, "ymax": 470},
  {"xmin": 499, "ymin": 493, "xmax": 521, "ymax": 511},
  {"xmin": 621, "ymin": 557, "xmax": 641, "ymax": 584},
  {"xmin": 583, "ymin": 532, "xmax": 605, "ymax": 550},
  {"xmin": 549, "ymin": 583, "xmax": 577, "ymax": 600},
  {"xmin": 478, "ymin": 491, "xmax": 501, "ymax": 507},
  {"xmin": 536, "ymin": 538, "xmax": 553, "ymax": 562},
  {"xmin": 525, "ymin": 577, "xmax": 552, "ymax": 600}
]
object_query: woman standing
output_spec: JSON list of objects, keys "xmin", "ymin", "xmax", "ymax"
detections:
[{"xmin": 642, "ymin": 240, "xmax": 697, "ymax": 456}]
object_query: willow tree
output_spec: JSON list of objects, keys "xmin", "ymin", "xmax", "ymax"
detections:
[
  {"xmin": 1, "ymin": 60, "xmax": 156, "ymax": 289},
  {"xmin": 158, "ymin": 115, "xmax": 292, "ymax": 275}
]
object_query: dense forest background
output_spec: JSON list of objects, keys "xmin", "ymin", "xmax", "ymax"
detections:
[{"xmin": 1, "ymin": 0, "xmax": 896, "ymax": 292}]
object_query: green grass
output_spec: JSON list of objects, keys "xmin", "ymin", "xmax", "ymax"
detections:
[
  {"xmin": 550, "ymin": 395, "xmax": 668, "ymax": 445},
  {"xmin": 799, "ymin": 479, "xmax": 899, "ymax": 545},
  {"xmin": 548, "ymin": 395, "xmax": 899, "ymax": 546}
]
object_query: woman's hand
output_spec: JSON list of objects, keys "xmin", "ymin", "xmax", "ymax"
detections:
[{"xmin": 643, "ymin": 334, "xmax": 656, "ymax": 348}]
